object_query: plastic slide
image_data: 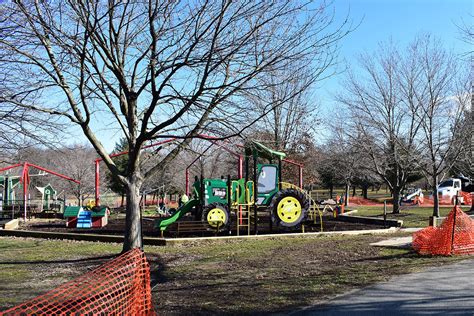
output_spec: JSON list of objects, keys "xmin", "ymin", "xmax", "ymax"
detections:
[{"xmin": 155, "ymin": 199, "xmax": 199, "ymax": 231}]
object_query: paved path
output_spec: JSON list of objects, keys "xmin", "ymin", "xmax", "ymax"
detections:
[
  {"xmin": 295, "ymin": 259, "xmax": 474, "ymax": 315},
  {"xmin": 370, "ymin": 236, "xmax": 412, "ymax": 248}
]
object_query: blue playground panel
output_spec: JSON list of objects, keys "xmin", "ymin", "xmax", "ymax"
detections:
[{"xmin": 76, "ymin": 210, "xmax": 92, "ymax": 228}]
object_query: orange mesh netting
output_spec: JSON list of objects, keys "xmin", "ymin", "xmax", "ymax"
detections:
[
  {"xmin": 422, "ymin": 195, "xmax": 461, "ymax": 206},
  {"xmin": 1, "ymin": 248, "xmax": 155, "ymax": 315},
  {"xmin": 412, "ymin": 206, "xmax": 474, "ymax": 256},
  {"xmin": 459, "ymin": 191, "xmax": 473, "ymax": 205},
  {"xmin": 348, "ymin": 196, "xmax": 385, "ymax": 206}
]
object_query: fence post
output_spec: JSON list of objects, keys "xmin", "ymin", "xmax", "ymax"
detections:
[{"xmin": 450, "ymin": 205, "xmax": 457, "ymax": 255}]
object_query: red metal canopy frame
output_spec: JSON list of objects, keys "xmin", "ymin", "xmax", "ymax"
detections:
[
  {"xmin": 184, "ymin": 137, "xmax": 303, "ymax": 196},
  {"xmin": 94, "ymin": 138, "xmax": 177, "ymax": 206},
  {"xmin": 185, "ymin": 140, "xmax": 244, "ymax": 196},
  {"xmin": 93, "ymin": 135, "xmax": 304, "ymax": 206},
  {"xmin": 0, "ymin": 162, "xmax": 81, "ymax": 220},
  {"xmin": 93, "ymin": 134, "xmax": 241, "ymax": 205}
]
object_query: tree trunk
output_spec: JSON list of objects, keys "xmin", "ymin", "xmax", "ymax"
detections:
[
  {"xmin": 123, "ymin": 176, "xmax": 143, "ymax": 252},
  {"xmin": 432, "ymin": 176, "xmax": 440, "ymax": 217},
  {"xmin": 352, "ymin": 186, "xmax": 356, "ymax": 197},
  {"xmin": 329, "ymin": 184, "xmax": 334, "ymax": 199},
  {"xmin": 392, "ymin": 188, "xmax": 401, "ymax": 214},
  {"xmin": 344, "ymin": 183, "xmax": 349, "ymax": 206},
  {"xmin": 362, "ymin": 184, "xmax": 369, "ymax": 199}
]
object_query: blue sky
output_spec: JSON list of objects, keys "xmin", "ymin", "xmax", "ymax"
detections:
[
  {"xmin": 318, "ymin": 0, "xmax": 472, "ymax": 120},
  {"xmin": 68, "ymin": 0, "xmax": 472, "ymax": 152}
]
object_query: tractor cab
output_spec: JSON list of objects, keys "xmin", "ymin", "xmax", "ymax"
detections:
[
  {"xmin": 246, "ymin": 141, "xmax": 310, "ymax": 228},
  {"xmin": 256, "ymin": 164, "xmax": 279, "ymax": 205}
]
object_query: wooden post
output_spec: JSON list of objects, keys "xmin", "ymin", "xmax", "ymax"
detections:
[{"xmin": 450, "ymin": 206, "xmax": 457, "ymax": 254}]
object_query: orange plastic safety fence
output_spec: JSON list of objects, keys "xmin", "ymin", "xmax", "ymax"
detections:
[
  {"xmin": 412, "ymin": 206, "xmax": 474, "ymax": 256},
  {"xmin": 459, "ymin": 191, "xmax": 473, "ymax": 205},
  {"xmin": 1, "ymin": 248, "xmax": 155, "ymax": 315}
]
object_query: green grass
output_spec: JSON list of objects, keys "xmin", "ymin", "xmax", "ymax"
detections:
[
  {"xmin": 0, "ymin": 235, "xmax": 470, "ymax": 314},
  {"xmin": 0, "ymin": 238, "xmax": 122, "ymax": 307},
  {"xmin": 149, "ymin": 235, "xmax": 468, "ymax": 314},
  {"xmin": 350, "ymin": 205, "xmax": 471, "ymax": 227}
]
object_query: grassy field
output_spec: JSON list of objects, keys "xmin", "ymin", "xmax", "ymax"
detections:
[
  {"xmin": 310, "ymin": 189, "xmax": 393, "ymax": 201},
  {"xmin": 350, "ymin": 205, "xmax": 471, "ymax": 228},
  {"xmin": 0, "ymin": 235, "xmax": 471, "ymax": 314}
]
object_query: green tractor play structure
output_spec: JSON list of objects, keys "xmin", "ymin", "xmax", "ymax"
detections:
[{"xmin": 156, "ymin": 141, "xmax": 321, "ymax": 235}]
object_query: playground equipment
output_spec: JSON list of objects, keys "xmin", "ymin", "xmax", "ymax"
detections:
[
  {"xmin": 155, "ymin": 199, "xmax": 200, "ymax": 231},
  {"xmin": 156, "ymin": 141, "xmax": 322, "ymax": 235},
  {"xmin": 140, "ymin": 185, "xmax": 176, "ymax": 215},
  {"xmin": 0, "ymin": 179, "xmax": 59, "ymax": 213},
  {"xmin": 0, "ymin": 162, "xmax": 80, "ymax": 220},
  {"xmin": 0, "ymin": 175, "xmax": 21, "ymax": 204},
  {"xmin": 34, "ymin": 183, "xmax": 57, "ymax": 211},
  {"xmin": 90, "ymin": 135, "xmax": 323, "ymax": 236},
  {"xmin": 64, "ymin": 205, "xmax": 109, "ymax": 228}
]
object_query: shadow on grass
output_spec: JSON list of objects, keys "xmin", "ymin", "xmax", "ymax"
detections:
[
  {"xmin": 0, "ymin": 254, "xmax": 117, "ymax": 265},
  {"xmin": 147, "ymin": 253, "xmax": 168, "ymax": 288}
]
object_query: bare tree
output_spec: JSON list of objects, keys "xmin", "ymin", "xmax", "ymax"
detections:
[
  {"xmin": 0, "ymin": 93, "xmax": 61, "ymax": 161},
  {"xmin": 0, "ymin": 0, "xmax": 349, "ymax": 251},
  {"xmin": 447, "ymin": 105, "xmax": 473, "ymax": 178},
  {"xmin": 453, "ymin": 14, "xmax": 473, "ymax": 181},
  {"xmin": 337, "ymin": 41, "xmax": 421, "ymax": 213},
  {"xmin": 455, "ymin": 14, "xmax": 473, "ymax": 56},
  {"xmin": 0, "ymin": 19, "xmax": 60, "ymax": 159},
  {"xmin": 249, "ymin": 64, "xmax": 320, "ymax": 152},
  {"xmin": 410, "ymin": 36, "xmax": 469, "ymax": 217},
  {"xmin": 55, "ymin": 145, "xmax": 98, "ymax": 205}
]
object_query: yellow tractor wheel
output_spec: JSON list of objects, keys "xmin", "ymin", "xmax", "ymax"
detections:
[
  {"xmin": 202, "ymin": 203, "xmax": 230, "ymax": 232},
  {"xmin": 270, "ymin": 189, "xmax": 309, "ymax": 228}
]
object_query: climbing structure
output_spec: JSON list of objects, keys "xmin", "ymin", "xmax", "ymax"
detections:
[{"xmin": 412, "ymin": 206, "xmax": 474, "ymax": 255}]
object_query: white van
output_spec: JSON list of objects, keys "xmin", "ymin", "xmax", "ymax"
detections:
[{"xmin": 437, "ymin": 178, "xmax": 463, "ymax": 204}]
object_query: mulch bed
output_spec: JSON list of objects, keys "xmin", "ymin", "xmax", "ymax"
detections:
[{"xmin": 18, "ymin": 215, "xmax": 385, "ymax": 238}]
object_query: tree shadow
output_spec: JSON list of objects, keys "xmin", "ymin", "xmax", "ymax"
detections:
[{"xmin": 0, "ymin": 254, "xmax": 116, "ymax": 265}]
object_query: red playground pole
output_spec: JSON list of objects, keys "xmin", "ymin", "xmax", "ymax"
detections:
[
  {"xmin": 238, "ymin": 155, "xmax": 243, "ymax": 225},
  {"xmin": 22, "ymin": 163, "xmax": 29, "ymax": 221},
  {"xmin": 0, "ymin": 162, "xmax": 80, "ymax": 220},
  {"xmin": 238, "ymin": 156, "xmax": 243, "ymax": 179},
  {"xmin": 299, "ymin": 166, "xmax": 303, "ymax": 189}
]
